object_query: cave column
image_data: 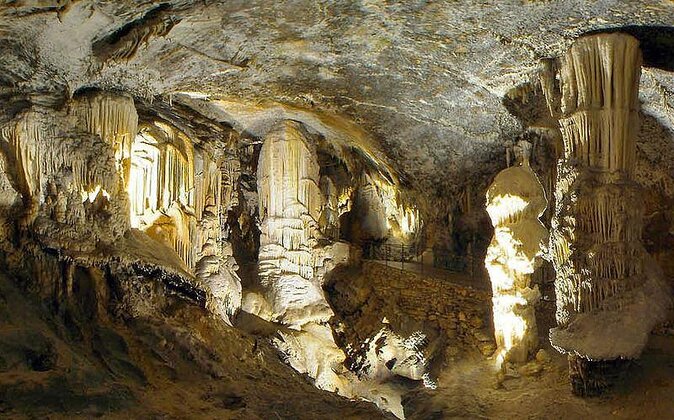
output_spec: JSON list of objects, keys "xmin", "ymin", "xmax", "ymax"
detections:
[
  {"xmin": 485, "ymin": 141, "xmax": 548, "ymax": 367},
  {"xmin": 547, "ymin": 33, "xmax": 670, "ymax": 395},
  {"xmin": 255, "ymin": 120, "xmax": 351, "ymax": 393},
  {"xmin": 257, "ymin": 120, "xmax": 328, "ymax": 321}
]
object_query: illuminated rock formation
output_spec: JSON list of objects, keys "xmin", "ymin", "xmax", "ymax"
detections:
[
  {"xmin": 545, "ymin": 33, "xmax": 670, "ymax": 394},
  {"xmin": 257, "ymin": 120, "xmax": 328, "ymax": 322},
  {"xmin": 127, "ymin": 121, "xmax": 241, "ymax": 321},
  {"xmin": 256, "ymin": 120, "xmax": 351, "ymax": 392},
  {"xmin": 73, "ymin": 91, "xmax": 139, "ymax": 186},
  {"xmin": 485, "ymin": 141, "xmax": 548, "ymax": 366},
  {"xmin": 0, "ymin": 90, "xmax": 241, "ymax": 324},
  {"xmin": 128, "ymin": 122, "xmax": 195, "ymax": 267},
  {"xmin": 349, "ymin": 173, "xmax": 420, "ymax": 246},
  {"xmin": 0, "ymin": 97, "xmax": 133, "ymax": 246}
]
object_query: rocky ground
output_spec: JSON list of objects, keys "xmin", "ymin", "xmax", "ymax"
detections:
[
  {"xmin": 2, "ymin": 262, "xmax": 673, "ymax": 419},
  {"xmin": 405, "ymin": 333, "xmax": 674, "ymax": 419},
  {"xmin": 0, "ymin": 272, "xmax": 391, "ymax": 419}
]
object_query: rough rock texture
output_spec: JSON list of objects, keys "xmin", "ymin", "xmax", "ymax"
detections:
[
  {"xmin": 2, "ymin": 1, "xmax": 674, "ymax": 417},
  {"xmin": 4, "ymin": 1, "xmax": 674, "ymax": 205},
  {"xmin": 0, "ymin": 270, "xmax": 391, "ymax": 419},
  {"xmin": 328, "ymin": 261, "xmax": 494, "ymax": 377},
  {"xmin": 546, "ymin": 34, "xmax": 670, "ymax": 366}
]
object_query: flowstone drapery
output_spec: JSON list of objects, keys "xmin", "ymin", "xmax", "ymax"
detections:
[
  {"xmin": 127, "ymin": 121, "xmax": 242, "ymax": 321},
  {"xmin": 0, "ymin": 91, "xmax": 242, "ymax": 324},
  {"xmin": 543, "ymin": 33, "xmax": 670, "ymax": 395},
  {"xmin": 485, "ymin": 142, "xmax": 548, "ymax": 367}
]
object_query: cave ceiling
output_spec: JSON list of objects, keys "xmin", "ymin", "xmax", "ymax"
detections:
[{"xmin": 2, "ymin": 0, "xmax": 674, "ymax": 194}]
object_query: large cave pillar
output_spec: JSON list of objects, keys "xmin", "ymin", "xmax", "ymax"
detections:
[
  {"xmin": 257, "ymin": 120, "xmax": 328, "ymax": 322},
  {"xmin": 485, "ymin": 141, "xmax": 548, "ymax": 367},
  {"xmin": 548, "ymin": 33, "xmax": 670, "ymax": 395},
  {"xmin": 256, "ymin": 120, "xmax": 350, "ymax": 393}
]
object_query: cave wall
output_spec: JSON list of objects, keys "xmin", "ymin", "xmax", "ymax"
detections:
[{"xmin": 0, "ymin": 90, "xmax": 244, "ymax": 325}]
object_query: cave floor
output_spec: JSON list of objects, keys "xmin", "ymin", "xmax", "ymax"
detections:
[
  {"xmin": 1, "ymin": 266, "xmax": 673, "ymax": 420},
  {"xmin": 406, "ymin": 335, "xmax": 674, "ymax": 419}
]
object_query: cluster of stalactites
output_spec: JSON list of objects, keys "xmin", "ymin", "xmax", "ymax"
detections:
[
  {"xmin": 0, "ymin": 113, "xmax": 56, "ymax": 199},
  {"xmin": 127, "ymin": 121, "xmax": 199, "ymax": 269},
  {"xmin": 558, "ymin": 34, "xmax": 641, "ymax": 175},
  {"xmin": 219, "ymin": 158, "xmax": 240, "ymax": 213},
  {"xmin": 356, "ymin": 173, "xmax": 421, "ymax": 242},
  {"xmin": 553, "ymin": 183, "xmax": 644, "ymax": 325},
  {"xmin": 258, "ymin": 120, "xmax": 324, "ymax": 253},
  {"xmin": 318, "ymin": 176, "xmax": 353, "ymax": 240},
  {"xmin": 72, "ymin": 92, "xmax": 139, "ymax": 184},
  {"xmin": 0, "ymin": 110, "xmax": 119, "ymax": 203}
]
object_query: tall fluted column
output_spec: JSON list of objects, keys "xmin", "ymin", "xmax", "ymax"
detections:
[
  {"xmin": 256, "ymin": 120, "xmax": 350, "ymax": 393},
  {"xmin": 546, "ymin": 33, "xmax": 670, "ymax": 395}
]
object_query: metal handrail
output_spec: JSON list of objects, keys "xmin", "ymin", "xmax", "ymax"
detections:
[{"xmin": 360, "ymin": 240, "xmax": 473, "ymax": 275}]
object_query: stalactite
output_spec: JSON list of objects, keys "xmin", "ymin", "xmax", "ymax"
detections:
[
  {"xmin": 73, "ymin": 92, "xmax": 138, "ymax": 186},
  {"xmin": 255, "ymin": 120, "xmax": 353, "ymax": 395},
  {"xmin": 127, "ymin": 124, "xmax": 195, "ymax": 269},
  {"xmin": 258, "ymin": 121, "xmax": 324, "ymax": 263}
]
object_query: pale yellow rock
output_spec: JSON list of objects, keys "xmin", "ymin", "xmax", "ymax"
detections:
[{"xmin": 485, "ymin": 144, "xmax": 548, "ymax": 366}]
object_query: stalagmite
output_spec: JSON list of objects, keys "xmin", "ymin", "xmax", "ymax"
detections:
[
  {"xmin": 485, "ymin": 140, "xmax": 548, "ymax": 366},
  {"xmin": 545, "ymin": 33, "xmax": 670, "ymax": 395}
]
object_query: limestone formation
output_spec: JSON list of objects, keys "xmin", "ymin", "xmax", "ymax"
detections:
[
  {"xmin": 127, "ymin": 120, "xmax": 242, "ymax": 321},
  {"xmin": 485, "ymin": 141, "xmax": 548, "ymax": 366},
  {"xmin": 545, "ymin": 33, "xmax": 670, "ymax": 394},
  {"xmin": 256, "ymin": 120, "xmax": 351, "ymax": 392}
]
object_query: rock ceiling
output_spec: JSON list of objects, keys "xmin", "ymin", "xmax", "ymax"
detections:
[{"xmin": 2, "ymin": 0, "xmax": 674, "ymax": 193}]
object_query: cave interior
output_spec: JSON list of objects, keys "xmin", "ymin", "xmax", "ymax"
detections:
[{"xmin": 1, "ymin": 1, "xmax": 674, "ymax": 419}]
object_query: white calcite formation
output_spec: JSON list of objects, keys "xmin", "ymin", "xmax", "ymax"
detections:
[
  {"xmin": 352, "ymin": 173, "xmax": 421, "ymax": 245},
  {"xmin": 547, "ymin": 34, "xmax": 670, "ymax": 361},
  {"xmin": 128, "ymin": 122, "xmax": 195, "ymax": 267},
  {"xmin": 256, "ymin": 120, "xmax": 351, "ymax": 393},
  {"xmin": 73, "ymin": 92, "xmax": 139, "ymax": 186},
  {"xmin": 485, "ymin": 141, "xmax": 548, "ymax": 366},
  {"xmin": 127, "ymin": 120, "xmax": 241, "ymax": 322},
  {"xmin": 0, "ymin": 95, "xmax": 134, "ymax": 248}
]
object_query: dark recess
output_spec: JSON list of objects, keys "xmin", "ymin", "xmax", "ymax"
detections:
[{"xmin": 585, "ymin": 26, "xmax": 674, "ymax": 71}]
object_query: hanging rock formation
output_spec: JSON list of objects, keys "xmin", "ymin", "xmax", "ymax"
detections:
[
  {"xmin": 0, "ymin": 90, "xmax": 242, "ymax": 325},
  {"xmin": 127, "ymin": 120, "xmax": 242, "ymax": 322},
  {"xmin": 485, "ymin": 141, "xmax": 548, "ymax": 366},
  {"xmin": 544, "ymin": 33, "xmax": 671, "ymax": 394}
]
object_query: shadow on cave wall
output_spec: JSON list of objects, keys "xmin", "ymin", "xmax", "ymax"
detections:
[{"xmin": 585, "ymin": 25, "xmax": 674, "ymax": 72}]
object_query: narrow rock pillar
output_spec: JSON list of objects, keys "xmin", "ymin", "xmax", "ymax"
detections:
[{"xmin": 485, "ymin": 141, "xmax": 548, "ymax": 367}]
